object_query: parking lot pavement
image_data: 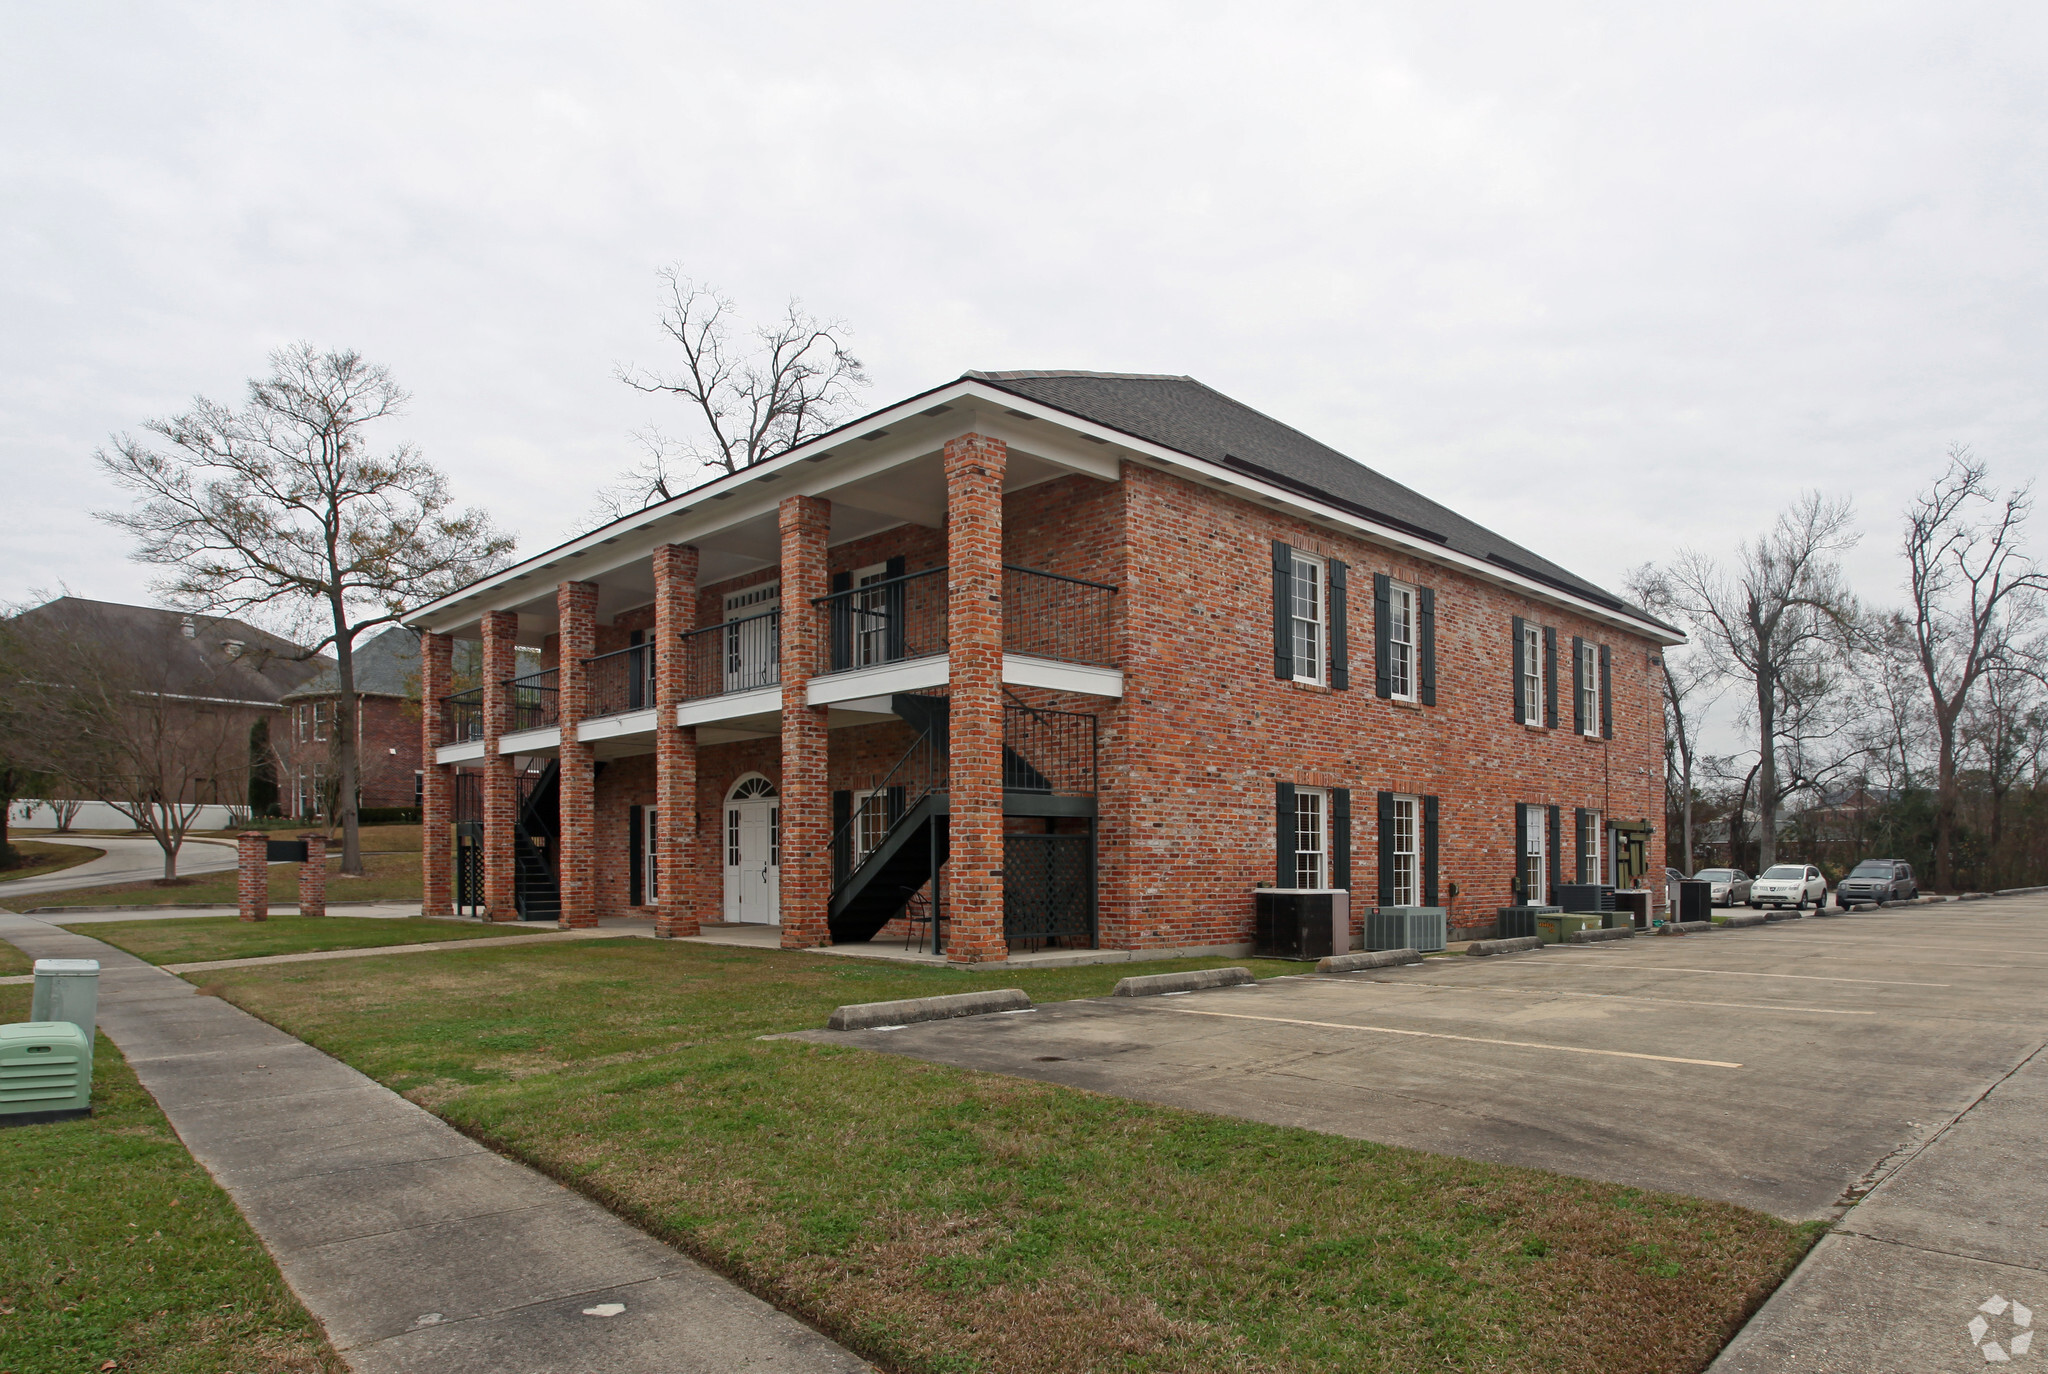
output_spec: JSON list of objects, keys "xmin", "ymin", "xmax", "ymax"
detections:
[{"xmin": 803, "ymin": 897, "xmax": 2048, "ymax": 1224}]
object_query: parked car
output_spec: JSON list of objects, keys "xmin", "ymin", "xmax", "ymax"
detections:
[
  {"xmin": 1750, "ymin": 863, "xmax": 1829, "ymax": 910},
  {"xmin": 1692, "ymin": 867, "xmax": 1752, "ymax": 907},
  {"xmin": 1835, "ymin": 859, "xmax": 1918, "ymax": 905}
]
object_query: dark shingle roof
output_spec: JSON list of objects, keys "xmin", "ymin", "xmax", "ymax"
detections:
[
  {"xmin": 7, "ymin": 597, "xmax": 328, "ymax": 704},
  {"xmin": 968, "ymin": 370, "xmax": 1644, "ymax": 618},
  {"xmin": 282, "ymin": 626, "xmax": 420, "ymax": 702}
]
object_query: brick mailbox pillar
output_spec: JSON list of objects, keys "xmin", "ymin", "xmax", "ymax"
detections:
[
  {"xmin": 298, "ymin": 832, "xmax": 328, "ymax": 917},
  {"xmin": 943, "ymin": 432, "xmax": 1009, "ymax": 964},
  {"xmin": 237, "ymin": 831, "xmax": 268, "ymax": 922}
]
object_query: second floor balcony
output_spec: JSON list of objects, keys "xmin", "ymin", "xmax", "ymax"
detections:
[{"xmin": 810, "ymin": 564, "xmax": 1115, "ymax": 679}]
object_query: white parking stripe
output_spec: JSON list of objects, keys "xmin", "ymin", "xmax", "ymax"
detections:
[
  {"xmin": 1330, "ymin": 979, "xmax": 1876, "ymax": 1015},
  {"xmin": 1165, "ymin": 1007, "xmax": 1744, "ymax": 1068},
  {"xmin": 1538, "ymin": 962, "xmax": 1948, "ymax": 987}
]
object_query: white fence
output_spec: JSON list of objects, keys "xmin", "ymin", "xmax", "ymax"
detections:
[{"xmin": 9, "ymin": 799, "xmax": 246, "ymax": 832}]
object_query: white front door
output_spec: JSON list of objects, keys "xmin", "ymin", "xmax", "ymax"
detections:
[{"xmin": 723, "ymin": 798, "xmax": 780, "ymax": 923}]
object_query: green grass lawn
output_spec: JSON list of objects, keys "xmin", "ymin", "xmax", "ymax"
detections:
[
  {"xmin": 200, "ymin": 940, "xmax": 1820, "ymax": 1374},
  {"xmin": 24, "ymin": 847, "xmax": 422, "ymax": 910},
  {"xmin": 74, "ymin": 913, "xmax": 555, "ymax": 966},
  {"xmin": 0, "ymin": 987, "xmax": 344, "ymax": 1374},
  {"xmin": 0, "ymin": 840, "xmax": 107, "ymax": 885},
  {"xmin": 0, "ymin": 944, "xmax": 31, "ymax": 977}
]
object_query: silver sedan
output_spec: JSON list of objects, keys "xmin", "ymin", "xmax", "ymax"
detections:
[{"xmin": 1692, "ymin": 867, "xmax": 1752, "ymax": 907}]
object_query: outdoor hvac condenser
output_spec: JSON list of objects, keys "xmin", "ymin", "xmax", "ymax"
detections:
[
  {"xmin": 1254, "ymin": 889, "xmax": 1350, "ymax": 961},
  {"xmin": 0, "ymin": 1022, "xmax": 93, "ymax": 1124},
  {"xmin": 1366, "ymin": 906, "xmax": 1449, "ymax": 953}
]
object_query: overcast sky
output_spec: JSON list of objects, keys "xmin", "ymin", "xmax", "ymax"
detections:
[{"xmin": 4, "ymin": 1, "xmax": 2043, "ymax": 635}]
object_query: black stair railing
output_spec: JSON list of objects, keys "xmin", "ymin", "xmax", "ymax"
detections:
[
  {"xmin": 829, "ymin": 723, "xmax": 948, "ymax": 892},
  {"xmin": 1002, "ymin": 693, "xmax": 1098, "ymax": 796}
]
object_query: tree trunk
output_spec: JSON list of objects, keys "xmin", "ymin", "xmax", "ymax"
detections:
[
  {"xmin": 332, "ymin": 599, "xmax": 364, "ymax": 876},
  {"xmin": 1933, "ymin": 711, "xmax": 1959, "ymax": 891},
  {"xmin": 1756, "ymin": 669, "xmax": 1779, "ymax": 870}
]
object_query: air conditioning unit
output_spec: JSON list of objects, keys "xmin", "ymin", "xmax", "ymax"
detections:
[
  {"xmin": 1254, "ymin": 889, "xmax": 1350, "ymax": 961},
  {"xmin": 1366, "ymin": 906, "xmax": 1448, "ymax": 953},
  {"xmin": 1553, "ymin": 884, "xmax": 1615, "ymax": 913},
  {"xmin": 0, "ymin": 1022, "xmax": 93, "ymax": 1125},
  {"xmin": 1496, "ymin": 905, "xmax": 1561, "ymax": 940}
]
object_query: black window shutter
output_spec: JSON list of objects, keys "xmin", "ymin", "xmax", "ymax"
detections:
[
  {"xmin": 829, "ymin": 570, "xmax": 853, "ymax": 671},
  {"xmin": 1376, "ymin": 790, "xmax": 1395, "ymax": 906},
  {"xmin": 1331, "ymin": 787, "xmax": 1351, "ymax": 890},
  {"xmin": 832, "ymin": 789, "xmax": 852, "ymax": 882},
  {"xmin": 1547, "ymin": 805, "xmax": 1562, "ymax": 896},
  {"xmin": 1373, "ymin": 574, "xmax": 1392, "ymax": 698},
  {"xmin": 1328, "ymin": 560, "xmax": 1349, "ymax": 690},
  {"xmin": 1271, "ymin": 542, "xmax": 1294, "ymax": 680},
  {"xmin": 886, "ymin": 784, "xmax": 906, "ymax": 825},
  {"xmin": 1275, "ymin": 781, "xmax": 1297, "ymax": 886},
  {"xmin": 629, "ymin": 805, "xmax": 644, "ymax": 906},
  {"xmin": 1422, "ymin": 795, "xmax": 1440, "ymax": 906},
  {"xmin": 1572, "ymin": 635, "xmax": 1586, "ymax": 733},
  {"xmin": 1511, "ymin": 616, "xmax": 1526, "ymax": 723},
  {"xmin": 1417, "ymin": 587, "xmax": 1436, "ymax": 706},
  {"xmin": 884, "ymin": 555, "xmax": 907, "ymax": 661},
  {"xmin": 1575, "ymin": 807, "xmax": 1590, "ymax": 883},
  {"xmin": 1599, "ymin": 644, "xmax": 1613, "ymax": 739},
  {"xmin": 1513, "ymin": 803, "xmax": 1528, "ymax": 902},
  {"xmin": 1542, "ymin": 627, "xmax": 1558, "ymax": 729}
]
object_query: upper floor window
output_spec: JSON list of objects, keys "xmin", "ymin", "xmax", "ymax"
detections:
[
  {"xmin": 1290, "ymin": 552, "xmax": 1326, "ymax": 686},
  {"xmin": 311, "ymin": 703, "xmax": 327, "ymax": 742},
  {"xmin": 1578, "ymin": 640, "xmax": 1600, "ymax": 737},
  {"xmin": 1521, "ymin": 623, "xmax": 1543, "ymax": 724},
  {"xmin": 1386, "ymin": 581, "xmax": 1415, "ymax": 701}
]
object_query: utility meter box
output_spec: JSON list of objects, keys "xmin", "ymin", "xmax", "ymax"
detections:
[
  {"xmin": 31, "ymin": 959, "xmax": 99, "ymax": 1042},
  {"xmin": 0, "ymin": 1022, "xmax": 93, "ymax": 1124}
]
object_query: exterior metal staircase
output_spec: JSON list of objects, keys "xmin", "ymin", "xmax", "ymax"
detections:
[{"xmin": 513, "ymin": 760, "xmax": 562, "ymax": 922}]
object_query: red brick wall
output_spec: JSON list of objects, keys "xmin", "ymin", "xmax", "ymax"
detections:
[{"xmin": 274, "ymin": 695, "xmax": 425, "ymax": 815}]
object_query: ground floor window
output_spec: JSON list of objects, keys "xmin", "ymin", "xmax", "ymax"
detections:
[
  {"xmin": 1390, "ymin": 794, "xmax": 1418, "ymax": 906},
  {"xmin": 644, "ymin": 806, "xmax": 658, "ymax": 903},
  {"xmin": 1579, "ymin": 808, "xmax": 1603, "ymax": 885},
  {"xmin": 853, "ymin": 788, "xmax": 890, "ymax": 866},
  {"xmin": 1522, "ymin": 804, "xmax": 1548, "ymax": 906},
  {"xmin": 1294, "ymin": 786, "xmax": 1327, "ymax": 888}
]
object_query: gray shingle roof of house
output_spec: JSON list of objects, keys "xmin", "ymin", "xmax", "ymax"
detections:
[
  {"xmin": 8, "ymin": 597, "xmax": 327, "ymax": 704},
  {"xmin": 967, "ymin": 370, "xmax": 1649, "ymax": 619},
  {"xmin": 281, "ymin": 626, "xmax": 421, "ymax": 702}
]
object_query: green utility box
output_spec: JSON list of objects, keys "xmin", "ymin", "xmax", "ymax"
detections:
[
  {"xmin": 1536, "ymin": 913, "xmax": 1605, "ymax": 944},
  {"xmin": 0, "ymin": 1021, "xmax": 94, "ymax": 1125}
]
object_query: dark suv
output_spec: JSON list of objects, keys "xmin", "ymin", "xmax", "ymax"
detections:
[{"xmin": 1836, "ymin": 859, "xmax": 1918, "ymax": 905}]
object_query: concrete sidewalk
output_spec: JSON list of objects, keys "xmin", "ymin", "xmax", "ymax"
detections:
[{"xmin": 0, "ymin": 913, "xmax": 870, "ymax": 1374}]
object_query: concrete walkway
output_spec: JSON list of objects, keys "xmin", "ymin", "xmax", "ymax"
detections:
[
  {"xmin": 0, "ymin": 913, "xmax": 870, "ymax": 1374},
  {"xmin": 0, "ymin": 833, "xmax": 239, "ymax": 899}
]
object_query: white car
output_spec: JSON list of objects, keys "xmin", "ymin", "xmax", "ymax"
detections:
[{"xmin": 1749, "ymin": 863, "xmax": 1828, "ymax": 911}]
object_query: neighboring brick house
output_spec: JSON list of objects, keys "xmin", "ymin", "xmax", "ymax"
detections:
[
  {"xmin": 407, "ymin": 370, "xmax": 1681, "ymax": 957},
  {"xmin": 275, "ymin": 626, "xmax": 425, "ymax": 819}
]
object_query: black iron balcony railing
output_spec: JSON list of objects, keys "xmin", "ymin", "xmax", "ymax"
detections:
[
  {"xmin": 1003, "ymin": 695, "xmax": 1099, "ymax": 795},
  {"xmin": 813, "ymin": 566, "xmax": 949, "ymax": 676},
  {"xmin": 443, "ymin": 687, "xmax": 484, "ymax": 745},
  {"xmin": 680, "ymin": 610, "xmax": 780, "ymax": 702},
  {"xmin": 507, "ymin": 668, "xmax": 559, "ymax": 732},
  {"xmin": 1003, "ymin": 565, "xmax": 1116, "ymax": 668},
  {"xmin": 584, "ymin": 642, "xmax": 656, "ymax": 720}
]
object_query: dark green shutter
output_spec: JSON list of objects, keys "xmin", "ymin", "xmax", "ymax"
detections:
[
  {"xmin": 883, "ymin": 555, "xmax": 907, "ymax": 660},
  {"xmin": 828, "ymin": 570, "xmax": 853, "ymax": 671},
  {"xmin": 1417, "ymin": 587, "xmax": 1436, "ymax": 706},
  {"xmin": 1328, "ymin": 560, "xmax": 1348, "ymax": 690},
  {"xmin": 1271, "ymin": 542, "xmax": 1293, "ymax": 680},
  {"xmin": 1376, "ymin": 791, "xmax": 1395, "ymax": 905},
  {"xmin": 1547, "ymin": 806, "xmax": 1562, "ymax": 897},
  {"xmin": 1511, "ymin": 616, "xmax": 1526, "ymax": 723},
  {"xmin": 1513, "ymin": 804, "xmax": 1528, "ymax": 902},
  {"xmin": 1599, "ymin": 644, "xmax": 1613, "ymax": 739},
  {"xmin": 1331, "ymin": 787, "xmax": 1351, "ymax": 890},
  {"xmin": 1373, "ymin": 574, "xmax": 1392, "ymax": 698},
  {"xmin": 1275, "ymin": 781, "xmax": 1296, "ymax": 886},
  {"xmin": 1422, "ymin": 795, "xmax": 1440, "ymax": 906},
  {"xmin": 832, "ymin": 789, "xmax": 852, "ymax": 881},
  {"xmin": 1542, "ymin": 627, "xmax": 1558, "ymax": 729},
  {"xmin": 628, "ymin": 805, "xmax": 644, "ymax": 906},
  {"xmin": 1572, "ymin": 635, "xmax": 1586, "ymax": 733}
]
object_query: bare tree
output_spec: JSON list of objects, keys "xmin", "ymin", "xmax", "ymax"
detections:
[
  {"xmin": 1664, "ymin": 492, "xmax": 1860, "ymax": 869},
  {"xmin": 1902, "ymin": 448, "xmax": 2048, "ymax": 890},
  {"xmin": 604, "ymin": 268, "xmax": 869, "ymax": 515},
  {"xmin": 1962, "ymin": 666, "xmax": 2048, "ymax": 886},
  {"xmin": 95, "ymin": 344, "xmax": 515, "ymax": 877},
  {"xmin": 1626, "ymin": 563, "xmax": 1723, "ymax": 871}
]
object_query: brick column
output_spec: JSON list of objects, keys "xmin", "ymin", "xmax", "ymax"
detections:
[
  {"xmin": 944, "ymin": 433, "xmax": 1009, "ymax": 963},
  {"xmin": 237, "ymin": 831, "xmax": 268, "ymax": 922},
  {"xmin": 298, "ymin": 832, "xmax": 328, "ymax": 917},
  {"xmin": 556, "ymin": 581, "xmax": 599, "ymax": 929},
  {"xmin": 779, "ymin": 494, "xmax": 831, "ymax": 948},
  {"xmin": 653, "ymin": 545, "xmax": 700, "ymax": 938},
  {"xmin": 420, "ymin": 630, "xmax": 455, "ymax": 917},
  {"xmin": 481, "ymin": 609, "xmax": 520, "ymax": 922}
]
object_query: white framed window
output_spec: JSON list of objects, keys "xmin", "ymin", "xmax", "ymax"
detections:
[
  {"xmin": 1522, "ymin": 804, "xmax": 1547, "ymax": 905},
  {"xmin": 851, "ymin": 562, "xmax": 892, "ymax": 667},
  {"xmin": 294, "ymin": 705, "xmax": 308, "ymax": 743},
  {"xmin": 1522, "ymin": 624, "xmax": 1543, "ymax": 725},
  {"xmin": 644, "ymin": 806, "xmax": 659, "ymax": 902},
  {"xmin": 726, "ymin": 807, "xmax": 741, "ymax": 867},
  {"xmin": 1387, "ymin": 581, "xmax": 1416, "ymax": 701},
  {"xmin": 852, "ymin": 788, "xmax": 891, "ymax": 866},
  {"xmin": 1581, "ymin": 809, "xmax": 1604, "ymax": 884},
  {"xmin": 1579, "ymin": 641, "xmax": 1600, "ymax": 737},
  {"xmin": 1294, "ymin": 786, "xmax": 1328, "ymax": 887},
  {"xmin": 1390, "ymin": 794, "xmax": 1419, "ymax": 906},
  {"xmin": 1291, "ymin": 552, "xmax": 1326, "ymax": 685},
  {"xmin": 312, "ymin": 702, "xmax": 327, "ymax": 742},
  {"xmin": 723, "ymin": 582, "xmax": 781, "ymax": 692}
]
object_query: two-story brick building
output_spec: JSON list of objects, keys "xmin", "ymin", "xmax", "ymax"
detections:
[
  {"xmin": 407, "ymin": 371, "xmax": 1680, "ymax": 958},
  {"xmin": 275, "ymin": 626, "xmax": 425, "ymax": 820}
]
